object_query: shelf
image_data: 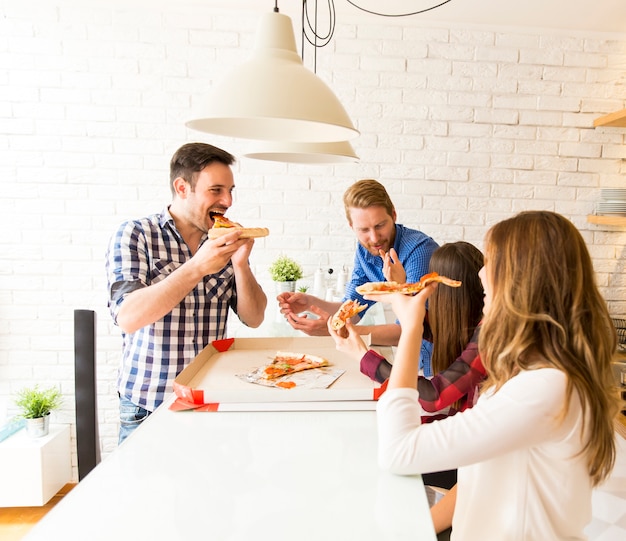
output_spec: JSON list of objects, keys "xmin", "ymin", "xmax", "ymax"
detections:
[
  {"xmin": 0, "ymin": 424, "xmax": 71, "ymax": 507},
  {"xmin": 593, "ymin": 109, "xmax": 626, "ymax": 128},
  {"xmin": 587, "ymin": 215, "xmax": 626, "ymax": 226}
]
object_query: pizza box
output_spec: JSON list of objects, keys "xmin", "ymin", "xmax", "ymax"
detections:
[{"xmin": 170, "ymin": 336, "xmax": 389, "ymax": 412}]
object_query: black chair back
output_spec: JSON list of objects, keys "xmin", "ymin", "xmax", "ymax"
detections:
[{"xmin": 73, "ymin": 309, "xmax": 101, "ymax": 480}]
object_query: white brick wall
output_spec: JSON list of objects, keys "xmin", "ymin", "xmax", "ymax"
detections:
[{"xmin": 1, "ymin": 0, "xmax": 625, "ymax": 478}]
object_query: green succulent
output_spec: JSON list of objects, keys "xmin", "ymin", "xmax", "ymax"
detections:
[
  {"xmin": 269, "ymin": 255, "xmax": 304, "ymax": 282},
  {"xmin": 14, "ymin": 385, "xmax": 63, "ymax": 419}
]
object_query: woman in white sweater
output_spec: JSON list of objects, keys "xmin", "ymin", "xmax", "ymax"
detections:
[{"xmin": 372, "ymin": 211, "xmax": 620, "ymax": 541}]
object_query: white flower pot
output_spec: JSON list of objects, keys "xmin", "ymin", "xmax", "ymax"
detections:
[
  {"xmin": 275, "ymin": 281, "xmax": 296, "ymax": 293},
  {"xmin": 25, "ymin": 414, "xmax": 50, "ymax": 438}
]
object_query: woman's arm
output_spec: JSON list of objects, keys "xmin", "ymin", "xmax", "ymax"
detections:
[
  {"xmin": 359, "ymin": 349, "xmax": 392, "ymax": 383},
  {"xmin": 376, "ymin": 368, "xmax": 570, "ymax": 475},
  {"xmin": 375, "ymin": 289, "xmax": 432, "ymax": 390}
]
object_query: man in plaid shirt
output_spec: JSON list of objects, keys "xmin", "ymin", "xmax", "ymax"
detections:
[{"xmin": 106, "ymin": 143, "xmax": 267, "ymax": 443}]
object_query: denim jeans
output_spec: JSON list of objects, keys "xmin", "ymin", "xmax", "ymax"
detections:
[{"xmin": 118, "ymin": 395, "xmax": 150, "ymax": 445}]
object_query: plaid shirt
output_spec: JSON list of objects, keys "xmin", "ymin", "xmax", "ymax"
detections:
[
  {"xmin": 362, "ymin": 325, "xmax": 485, "ymax": 416},
  {"xmin": 106, "ymin": 208, "xmax": 237, "ymax": 411},
  {"xmin": 345, "ymin": 223, "xmax": 439, "ymax": 375}
]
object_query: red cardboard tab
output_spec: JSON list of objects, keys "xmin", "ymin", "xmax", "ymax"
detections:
[
  {"xmin": 373, "ymin": 379, "xmax": 388, "ymax": 401},
  {"xmin": 173, "ymin": 381, "xmax": 205, "ymax": 404},
  {"xmin": 212, "ymin": 338, "xmax": 235, "ymax": 352},
  {"xmin": 169, "ymin": 398, "xmax": 199, "ymax": 411}
]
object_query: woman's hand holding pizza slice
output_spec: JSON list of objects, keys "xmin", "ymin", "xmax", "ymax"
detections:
[{"xmin": 355, "ymin": 272, "xmax": 461, "ymax": 296}]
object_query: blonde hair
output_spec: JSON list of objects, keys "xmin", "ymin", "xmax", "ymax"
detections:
[
  {"xmin": 479, "ymin": 211, "xmax": 619, "ymax": 486},
  {"xmin": 342, "ymin": 179, "xmax": 395, "ymax": 225}
]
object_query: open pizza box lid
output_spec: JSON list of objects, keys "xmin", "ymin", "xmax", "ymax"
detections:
[{"xmin": 170, "ymin": 336, "xmax": 389, "ymax": 412}]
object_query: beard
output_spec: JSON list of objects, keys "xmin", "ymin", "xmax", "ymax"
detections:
[{"xmin": 362, "ymin": 239, "xmax": 390, "ymax": 256}]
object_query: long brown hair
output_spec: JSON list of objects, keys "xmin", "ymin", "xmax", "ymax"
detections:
[
  {"xmin": 479, "ymin": 211, "xmax": 619, "ymax": 486},
  {"xmin": 429, "ymin": 242, "xmax": 484, "ymax": 375}
]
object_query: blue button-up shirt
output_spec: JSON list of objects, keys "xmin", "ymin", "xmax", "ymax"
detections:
[{"xmin": 344, "ymin": 223, "xmax": 439, "ymax": 375}]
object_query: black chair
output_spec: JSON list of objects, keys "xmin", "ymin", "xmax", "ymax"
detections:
[{"xmin": 73, "ymin": 309, "xmax": 101, "ymax": 480}]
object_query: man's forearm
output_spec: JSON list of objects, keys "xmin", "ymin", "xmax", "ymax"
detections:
[
  {"xmin": 116, "ymin": 259, "xmax": 205, "ymax": 334},
  {"xmin": 233, "ymin": 266, "xmax": 267, "ymax": 328}
]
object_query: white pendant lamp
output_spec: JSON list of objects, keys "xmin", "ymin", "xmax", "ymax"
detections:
[
  {"xmin": 243, "ymin": 140, "xmax": 359, "ymax": 164},
  {"xmin": 186, "ymin": 10, "xmax": 359, "ymax": 143}
]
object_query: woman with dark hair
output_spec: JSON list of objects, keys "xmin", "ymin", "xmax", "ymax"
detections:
[
  {"xmin": 330, "ymin": 241, "xmax": 486, "ymax": 419},
  {"xmin": 330, "ymin": 241, "xmax": 486, "ymax": 510}
]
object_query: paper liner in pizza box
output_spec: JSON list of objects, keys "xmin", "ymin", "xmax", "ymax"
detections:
[{"xmin": 169, "ymin": 336, "xmax": 388, "ymax": 411}]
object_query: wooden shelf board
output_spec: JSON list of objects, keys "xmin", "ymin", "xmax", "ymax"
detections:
[
  {"xmin": 587, "ymin": 214, "xmax": 626, "ymax": 226},
  {"xmin": 593, "ymin": 109, "xmax": 626, "ymax": 128}
]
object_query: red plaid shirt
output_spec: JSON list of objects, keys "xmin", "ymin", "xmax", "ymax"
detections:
[{"xmin": 362, "ymin": 325, "xmax": 485, "ymax": 416}]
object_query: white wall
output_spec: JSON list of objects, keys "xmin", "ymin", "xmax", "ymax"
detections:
[{"xmin": 1, "ymin": 0, "xmax": 625, "ymax": 479}]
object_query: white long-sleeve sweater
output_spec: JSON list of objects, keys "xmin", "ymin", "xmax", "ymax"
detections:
[{"xmin": 377, "ymin": 368, "xmax": 591, "ymax": 541}]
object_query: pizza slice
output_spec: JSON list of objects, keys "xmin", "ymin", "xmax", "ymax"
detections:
[
  {"xmin": 261, "ymin": 351, "xmax": 330, "ymax": 380},
  {"xmin": 330, "ymin": 299, "xmax": 368, "ymax": 331},
  {"xmin": 405, "ymin": 272, "xmax": 462, "ymax": 292},
  {"xmin": 355, "ymin": 272, "xmax": 462, "ymax": 296},
  {"xmin": 208, "ymin": 212, "xmax": 270, "ymax": 239},
  {"xmin": 354, "ymin": 281, "xmax": 403, "ymax": 295}
]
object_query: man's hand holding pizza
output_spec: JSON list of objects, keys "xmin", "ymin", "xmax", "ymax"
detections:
[
  {"xmin": 196, "ymin": 230, "xmax": 267, "ymax": 329},
  {"xmin": 192, "ymin": 230, "xmax": 249, "ymax": 276},
  {"xmin": 229, "ymin": 235, "xmax": 254, "ymax": 268}
]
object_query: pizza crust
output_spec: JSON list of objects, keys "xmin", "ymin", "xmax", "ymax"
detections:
[
  {"xmin": 355, "ymin": 281, "xmax": 403, "ymax": 295},
  {"xmin": 208, "ymin": 226, "xmax": 270, "ymax": 239}
]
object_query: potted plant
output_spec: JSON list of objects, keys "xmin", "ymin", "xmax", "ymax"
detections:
[
  {"xmin": 14, "ymin": 384, "xmax": 63, "ymax": 438},
  {"xmin": 269, "ymin": 255, "xmax": 304, "ymax": 293}
]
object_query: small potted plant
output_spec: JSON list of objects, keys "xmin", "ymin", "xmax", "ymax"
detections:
[
  {"xmin": 14, "ymin": 384, "xmax": 63, "ymax": 438},
  {"xmin": 269, "ymin": 255, "xmax": 304, "ymax": 293}
]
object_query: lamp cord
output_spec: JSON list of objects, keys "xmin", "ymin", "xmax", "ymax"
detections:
[
  {"xmin": 300, "ymin": 0, "xmax": 454, "ymax": 72},
  {"xmin": 302, "ymin": 0, "xmax": 336, "ymax": 73},
  {"xmin": 345, "ymin": 0, "xmax": 454, "ymax": 18}
]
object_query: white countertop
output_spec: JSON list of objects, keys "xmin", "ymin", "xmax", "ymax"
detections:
[
  {"xmin": 24, "ymin": 301, "xmax": 434, "ymax": 540},
  {"xmin": 23, "ymin": 400, "xmax": 436, "ymax": 541}
]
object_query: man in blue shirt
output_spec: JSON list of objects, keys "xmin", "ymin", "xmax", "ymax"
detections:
[
  {"xmin": 106, "ymin": 143, "xmax": 267, "ymax": 443},
  {"xmin": 277, "ymin": 179, "xmax": 438, "ymax": 374}
]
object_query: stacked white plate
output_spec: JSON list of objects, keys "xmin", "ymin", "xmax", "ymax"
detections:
[
  {"xmin": 597, "ymin": 189, "xmax": 626, "ymax": 216},
  {"xmin": 612, "ymin": 317, "xmax": 626, "ymax": 352}
]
